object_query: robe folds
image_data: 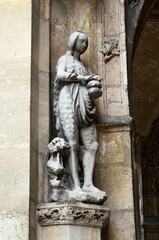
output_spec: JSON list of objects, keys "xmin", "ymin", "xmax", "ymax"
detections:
[{"xmin": 55, "ymin": 55, "xmax": 96, "ymax": 138}]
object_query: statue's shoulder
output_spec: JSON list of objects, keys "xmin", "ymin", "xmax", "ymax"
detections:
[{"xmin": 57, "ymin": 55, "xmax": 68, "ymax": 65}]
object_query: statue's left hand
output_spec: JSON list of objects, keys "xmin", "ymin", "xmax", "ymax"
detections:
[{"xmin": 88, "ymin": 74, "xmax": 101, "ymax": 82}]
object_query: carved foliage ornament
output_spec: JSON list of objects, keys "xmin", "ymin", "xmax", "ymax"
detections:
[
  {"xmin": 37, "ymin": 203, "xmax": 110, "ymax": 228},
  {"xmin": 101, "ymin": 37, "xmax": 120, "ymax": 63}
]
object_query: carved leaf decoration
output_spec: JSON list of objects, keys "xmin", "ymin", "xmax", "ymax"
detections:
[{"xmin": 101, "ymin": 37, "xmax": 120, "ymax": 63}]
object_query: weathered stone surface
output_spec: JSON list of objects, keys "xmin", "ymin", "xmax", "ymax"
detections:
[
  {"xmin": 0, "ymin": 0, "xmax": 31, "ymax": 59},
  {"xmin": 38, "ymin": 224, "xmax": 101, "ymax": 240},
  {"xmin": 38, "ymin": 151, "xmax": 49, "ymax": 203},
  {"xmin": 96, "ymin": 127, "xmax": 131, "ymax": 165},
  {"xmin": 30, "ymin": 66, "xmax": 39, "ymax": 152},
  {"xmin": 0, "ymin": 0, "xmax": 32, "ymax": 239},
  {"xmin": 37, "ymin": 3, "xmax": 50, "ymax": 204},
  {"xmin": 38, "ymin": 71, "xmax": 50, "ymax": 151},
  {"xmin": 30, "ymin": 199, "xmax": 37, "ymax": 231},
  {"xmin": 40, "ymin": 0, "xmax": 50, "ymax": 20},
  {"xmin": 39, "ymin": 19, "xmax": 50, "ymax": 72},
  {"xmin": 0, "ymin": 147, "xmax": 30, "ymax": 211},
  {"xmin": 99, "ymin": 165, "xmax": 134, "ymax": 210},
  {"xmin": 0, "ymin": 211, "xmax": 29, "ymax": 240},
  {"xmin": 104, "ymin": 0, "xmax": 119, "ymax": 35},
  {"xmin": 106, "ymin": 210, "xmax": 135, "ymax": 240},
  {"xmin": 30, "ymin": 146, "xmax": 39, "ymax": 203}
]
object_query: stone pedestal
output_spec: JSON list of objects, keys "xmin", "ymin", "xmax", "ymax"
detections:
[{"xmin": 37, "ymin": 203, "xmax": 110, "ymax": 240}]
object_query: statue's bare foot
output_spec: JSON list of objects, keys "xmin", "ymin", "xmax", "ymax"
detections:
[
  {"xmin": 67, "ymin": 184, "xmax": 107, "ymax": 204},
  {"xmin": 82, "ymin": 184, "xmax": 105, "ymax": 194},
  {"xmin": 72, "ymin": 186, "xmax": 82, "ymax": 192}
]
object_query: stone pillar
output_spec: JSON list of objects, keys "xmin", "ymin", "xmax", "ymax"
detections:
[
  {"xmin": 95, "ymin": 124, "xmax": 135, "ymax": 240},
  {"xmin": 30, "ymin": 0, "xmax": 50, "ymax": 239},
  {"xmin": 37, "ymin": 203, "xmax": 110, "ymax": 240},
  {"xmin": 94, "ymin": 0, "xmax": 136, "ymax": 239}
]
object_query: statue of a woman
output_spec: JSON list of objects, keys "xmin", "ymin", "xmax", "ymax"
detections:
[{"xmin": 53, "ymin": 31, "xmax": 104, "ymax": 197}]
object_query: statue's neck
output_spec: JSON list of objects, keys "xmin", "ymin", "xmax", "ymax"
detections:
[{"xmin": 73, "ymin": 51, "xmax": 80, "ymax": 60}]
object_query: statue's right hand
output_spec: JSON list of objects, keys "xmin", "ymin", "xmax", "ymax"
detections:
[
  {"xmin": 69, "ymin": 73, "xmax": 78, "ymax": 80},
  {"xmin": 82, "ymin": 74, "xmax": 95, "ymax": 82}
]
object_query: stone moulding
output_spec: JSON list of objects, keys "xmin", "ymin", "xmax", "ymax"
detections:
[
  {"xmin": 96, "ymin": 115, "xmax": 133, "ymax": 127},
  {"xmin": 37, "ymin": 202, "xmax": 110, "ymax": 228}
]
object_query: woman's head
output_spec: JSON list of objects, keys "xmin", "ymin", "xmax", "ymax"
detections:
[{"xmin": 67, "ymin": 31, "xmax": 88, "ymax": 56}]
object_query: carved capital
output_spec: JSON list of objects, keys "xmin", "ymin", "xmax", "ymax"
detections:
[{"xmin": 37, "ymin": 202, "xmax": 110, "ymax": 228}]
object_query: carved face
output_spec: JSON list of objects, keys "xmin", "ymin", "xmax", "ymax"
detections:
[{"xmin": 75, "ymin": 33, "xmax": 88, "ymax": 54}]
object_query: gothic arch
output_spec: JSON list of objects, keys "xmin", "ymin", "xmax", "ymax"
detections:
[{"xmin": 126, "ymin": 1, "xmax": 159, "ymax": 239}]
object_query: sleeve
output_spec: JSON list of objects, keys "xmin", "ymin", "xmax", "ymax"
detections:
[{"xmin": 56, "ymin": 56, "xmax": 71, "ymax": 81}]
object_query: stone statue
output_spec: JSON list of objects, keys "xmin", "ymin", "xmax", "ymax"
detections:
[{"xmin": 48, "ymin": 31, "xmax": 107, "ymax": 204}]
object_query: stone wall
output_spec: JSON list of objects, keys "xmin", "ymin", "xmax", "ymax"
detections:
[{"xmin": 0, "ymin": 0, "xmax": 31, "ymax": 239}]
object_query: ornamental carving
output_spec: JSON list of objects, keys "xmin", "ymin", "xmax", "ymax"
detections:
[
  {"xmin": 37, "ymin": 203, "xmax": 110, "ymax": 228},
  {"xmin": 101, "ymin": 37, "xmax": 120, "ymax": 63}
]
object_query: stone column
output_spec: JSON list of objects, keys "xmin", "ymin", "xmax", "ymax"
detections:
[
  {"xmin": 90, "ymin": 0, "xmax": 136, "ymax": 239},
  {"xmin": 37, "ymin": 203, "xmax": 110, "ymax": 240}
]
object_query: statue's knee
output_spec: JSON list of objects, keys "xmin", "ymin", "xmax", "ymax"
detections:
[
  {"xmin": 86, "ymin": 141, "xmax": 99, "ymax": 152},
  {"xmin": 69, "ymin": 140, "xmax": 78, "ymax": 150}
]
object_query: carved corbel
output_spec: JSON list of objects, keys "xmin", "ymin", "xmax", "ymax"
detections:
[
  {"xmin": 101, "ymin": 37, "xmax": 120, "ymax": 63},
  {"xmin": 128, "ymin": 0, "xmax": 140, "ymax": 7}
]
